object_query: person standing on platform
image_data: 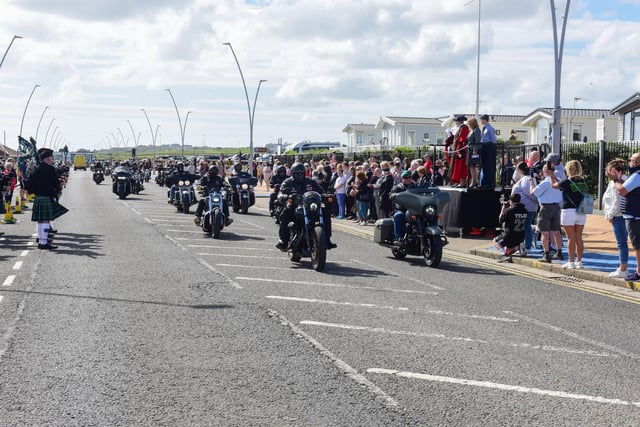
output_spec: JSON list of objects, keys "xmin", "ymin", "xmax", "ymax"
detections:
[
  {"xmin": 480, "ymin": 114, "xmax": 497, "ymax": 188},
  {"xmin": 466, "ymin": 117, "xmax": 482, "ymax": 188},
  {"xmin": 531, "ymin": 163, "xmax": 563, "ymax": 263},
  {"xmin": 449, "ymin": 115, "xmax": 469, "ymax": 187},
  {"xmin": 603, "ymin": 158, "xmax": 628, "ymax": 278},
  {"xmin": 29, "ymin": 148, "xmax": 68, "ymax": 250},
  {"xmin": 611, "ymin": 152, "xmax": 640, "ymax": 282}
]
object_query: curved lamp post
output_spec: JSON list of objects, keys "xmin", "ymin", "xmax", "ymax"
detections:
[
  {"xmin": 222, "ymin": 42, "xmax": 266, "ymax": 174},
  {"xmin": 48, "ymin": 126, "xmax": 59, "ymax": 148},
  {"xmin": 117, "ymin": 127, "xmax": 127, "ymax": 150},
  {"xmin": 0, "ymin": 35, "xmax": 22, "ymax": 71},
  {"xmin": 141, "ymin": 109, "xmax": 161, "ymax": 165},
  {"xmin": 19, "ymin": 84, "xmax": 40, "ymax": 137},
  {"xmin": 43, "ymin": 118, "xmax": 56, "ymax": 147},
  {"xmin": 35, "ymin": 106, "xmax": 49, "ymax": 142},
  {"xmin": 165, "ymin": 89, "xmax": 192, "ymax": 159}
]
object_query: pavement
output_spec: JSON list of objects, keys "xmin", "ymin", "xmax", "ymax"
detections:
[{"xmin": 252, "ymin": 184, "xmax": 637, "ymax": 291}]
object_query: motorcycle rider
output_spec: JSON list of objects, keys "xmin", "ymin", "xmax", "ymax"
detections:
[
  {"xmin": 194, "ymin": 165, "xmax": 233, "ymax": 227},
  {"xmin": 390, "ymin": 170, "xmax": 417, "ymax": 247},
  {"xmin": 269, "ymin": 165, "xmax": 288, "ymax": 217},
  {"xmin": 275, "ymin": 162, "xmax": 337, "ymax": 251},
  {"xmin": 166, "ymin": 162, "xmax": 197, "ymax": 202}
]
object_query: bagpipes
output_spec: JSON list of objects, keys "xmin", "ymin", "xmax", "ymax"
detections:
[{"xmin": 17, "ymin": 136, "xmax": 38, "ymax": 169}]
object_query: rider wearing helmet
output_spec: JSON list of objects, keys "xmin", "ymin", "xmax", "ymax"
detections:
[
  {"xmin": 269, "ymin": 165, "xmax": 289, "ymax": 216},
  {"xmin": 275, "ymin": 162, "xmax": 337, "ymax": 251},
  {"xmin": 194, "ymin": 165, "xmax": 233, "ymax": 227},
  {"xmin": 166, "ymin": 161, "xmax": 197, "ymax": 203}
]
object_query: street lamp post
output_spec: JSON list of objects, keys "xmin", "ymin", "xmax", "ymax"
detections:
[
  {"xmin": 222, "ymin": 42, "xmax": 267, "ymax": 174},
  {"xmin": 0, "ymin": 35, "xmax": 22, "ymax": 71},
  {"xmin": 19, "ymin": 84, "xmax": 40, "ymax": 137},
  {"xmin": 550, "ymin": 0, "xmax": 571, "ymax": 154},
  {"xmin": 141, "ymin": 108, "xmax": 161, "ymax": 164},
  {"xmin": 35, "ymin": 106, "xmax": 49, "ymax": 142},
  {"xmin": 43, "ymin": 118, "xmax": 56, "ymax": 147},
  {"xmin": 165, "ymin": 89, "xmax": 191, "ymax": 160},
  {"xmin": 48, "ymin": 127, "xmax": 59, "ymax": 148}
]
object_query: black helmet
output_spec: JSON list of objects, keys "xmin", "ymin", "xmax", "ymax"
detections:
[
  {"xmin": 123, "ymin": 161, "xmax": 130, "ymax": 167},
  {"xmin": 277, "ymin": 165, "xmax": 287, "ymax": 175},
  {"xmin": 208, "ymin": 165, "xmax": 219, "ymax": 176},
  {"xmin": 291, "ymin": 162, "xmax": 306, "ymax": 183},
  {"xmin": 234, "ymin": 163, "xmax": 242, "ymax": 173},
  {"xmin": 176, "ymin": 162, "xmax": 184, "ymax": 172}
]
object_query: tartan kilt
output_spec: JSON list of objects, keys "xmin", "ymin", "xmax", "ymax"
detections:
[{"xmin": 31, "ymin": 196, "xmax": 68, "ymax": 222}]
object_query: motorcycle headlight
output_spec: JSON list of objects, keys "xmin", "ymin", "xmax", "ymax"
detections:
[
  {"xmin": 178, "ymin": 180, "xmax": 185, "ymax": 186},
  {"xmin": 424, "ymin": 205, "xmax": 437, "ymax": 216},
  {"xmin": 213, "ymin": 197, "xmax": 220, "ymax": 203},
  {"xmin": 241, "ymin": 183, "xmax": 249, "ymax": 190},
  {"xmin": 185, "ymin": 180, "xmax": 191, "ymax": 186},
  {"xmin": 309, "ymin": 202, "xmax": 319, "ymax": 211},
  {"xmin": 118, "ymin": 176, "xmax": 127, "ymax": 181}
]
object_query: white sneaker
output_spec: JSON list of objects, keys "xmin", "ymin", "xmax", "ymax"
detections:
[
  {"xmin": 608, "ymin": 268, "xmax": 628, "ymax": 278},
  {"xmin": 574, "ymin": 261, "xmax": 584, "ymax": 269},
  {"xmin": 562, "ymin": 262, "xmax": 575, "ymax": 269}
]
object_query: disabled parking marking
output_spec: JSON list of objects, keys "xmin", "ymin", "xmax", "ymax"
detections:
[{"xmin": 368, "ymin": 368, "xmax": 640, "ymax": 407}]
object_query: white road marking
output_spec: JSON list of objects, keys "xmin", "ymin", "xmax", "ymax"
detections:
[
  {"xmin": 367, "ymin": 368, "xmax": 640, "ymax": 407},
  {"xmin": 301, "ymin": 321, "xmax": 613, "ymax": 358},
  {"xmin": 149, "ymin": 218, "xmax": 194, "ymax": 222},
  {"xmin": 2, "ymin": 275, "xmax": 15, "ymax": 286},
  {"xmin": 233, "ymin": 218, "xmax": 267, "ymax": 230},
  {"xmin": 0, "ymin": 296, "xmax": 3, "ymax": 303},
  {"xmin": 269, "ymin": 310, "xmax": 399, "ymax": 409},
  {"xmin": 238, "ymin": 277, "xmax": 437, "ymax": 295},
  {"xmin": 188, "ymin": 245, "xmax": 275, "ymax": 251},
  {"xmin": 504, "ymin": 310, "xmax": 640, "ymax": 360},
  {"xmin": 350, "ymin": 258, "xmax": 445, "ymax": 291},
  {"xmin": 266, "ymin": 296, "xmax": 518, "ymax": 322},
  {"xmin": 166, "ymin": 229, "xmax": 207, "ymax": 234},
  {"xmin": 144, "ymin": 217, "xmax": 153, "ymax": 224},
  {"xmin": 27, "ymin": 242, "xmax": 34, "ymax": 246},
  {"xmin": 196, "ymin": 258, "xmax": 243, "ymax": 289},
  {"xmin": 130, "ymin": 208, "xmax": 142, "ymax": 216},
  {"xmin": 197, "ymin": 253, "xmax": 283, "ymax": 260},
  {"xmin": 12, "ymin": 262, "xmax": 22, "ymax": 270},
  {"xmin": 19, "ymin": 250, "xmax": 29, "ymax": 257},
  {"xmin": 216, "ymin": 263, "xmax": 292, "ymax": 270}
]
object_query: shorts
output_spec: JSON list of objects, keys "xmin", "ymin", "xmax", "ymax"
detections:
[
  {"xmin": 561, "ymin": 208, "xmax": 587, "ymax": 226},
  {"xmin": 537, "ymin": 203, "xmax": 561, "ymax": 232},
  {"xmin": 626, "ymin": 219, "xmax": 640, "ymax": 250}
]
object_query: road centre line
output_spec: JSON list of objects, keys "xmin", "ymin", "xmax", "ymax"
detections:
[
  {"xmin": 504, "ymin": 310, "xmax": 640, "ymax": 360},
  {"xmin": 266, "ymin": 296, "xmax": 518, "ymax": 322},
  {"xmin": 300, "ymin": 321, "xmax": 613, "ymax": 358},
  {"xmin": 238, "ymin": 277, "xmax": 437, "ymax": 295},
  {"xmin": 197, "ymin": 253, "xmax": 283, "ymax": 260},
  {"xmin": 19, "ymin": 250, "xmax": 28, "ymax": 257},
  {"xmin": 216, "ymin": 264, "xmax": 293, "ymax": 270},
  {"xmin": 144, "ymin": 218, "xmax": 153, "ymax": 224},
  {"xmin": 166, "ymin": 229, "xmax": 208, "ymax": 234},
  {"xmin": 2, "ymin": 275, "xmax": 15, "ymax": 286},
  {"xmin": 189, "ymin": 245, "xmax": 275, "ymax": 251},
  {"xmin": 268, "ymin": 310, "xmax": 399, "ymax": 409},
  {"xmin": 12, "ymin": 262, "xmax": 22, "ymax": 270},
  {"xmin": 367, "ymin": 368, "xmax": 640, "ymax": 407},
  {"xmin": 176, "ymin": 238, "xmax": 274, "ymax": 245},
  {"xmin": 196, "ymin": 258, "xmax": 243, "ymax": 289},
  {"xmin": 350, "ymin": 259, "xmax": 445, "ymax": 291}
]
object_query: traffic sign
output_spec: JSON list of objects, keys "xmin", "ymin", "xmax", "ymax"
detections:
[{"xmin": 254, "ymin": 147, "xmax": 268, "ymax": 153}]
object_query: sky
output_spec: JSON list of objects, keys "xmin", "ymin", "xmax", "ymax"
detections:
[{"xmin": 1, "ymin": 0, "xmax": 640, "ymax": 153}]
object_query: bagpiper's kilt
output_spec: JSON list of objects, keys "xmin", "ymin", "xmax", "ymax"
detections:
[{"xmin": 31, "ymin": 196, "xmax": 68, "ymax": 222}]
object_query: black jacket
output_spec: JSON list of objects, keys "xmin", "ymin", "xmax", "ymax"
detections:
[{"xmin": 29, "ymin": 162, "xmax": 59, "ymax": 197}]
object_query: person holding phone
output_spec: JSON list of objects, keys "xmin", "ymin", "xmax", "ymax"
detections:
[{"xmin": 511, "ymin": 162, "xmax": 538, "ymax": 254}]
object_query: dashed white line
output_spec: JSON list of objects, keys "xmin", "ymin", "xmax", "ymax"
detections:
[
  {"xmin": 19, "ymin": 250, "xmax": 29, "ymax": 257},
  {"xmin": 367, "ymin": 368, "xmax": 640, "ymax": 407},
  {"xmin": 198, "ymin": 253, "xmax": 283, "ymax": 260},
  {"xmin": 301, "ymin": 320, "xmax": 613, "ymax": 357},
  {"xmin": 27, "ymin": 242, "xmax": 35, "ymax": 246},
  {"xmin": 266, "ymin": 296, "xmax": 518, "ymax": 322},
  {"xmin": 2, "ymin": 275, "xmax": 15, "ymax": 286},
  {"xmin": 238, "ymin": 277, "xmax": 438, "ymax": 295},
  {"xmin": 189, "ymin": 245, "xmax": 275, "ymax": 251},
  {"xmin": 12, "ymin": 262, "xmax": 22, "ymax": 270},
  {"xmin": 350, "ymin": 258, "xmax": 445, "ymax": 291}
]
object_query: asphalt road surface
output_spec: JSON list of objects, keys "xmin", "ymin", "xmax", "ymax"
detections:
[{"xmin": 1, "ymin": 170, "xmax": 640, "ymax": 426}]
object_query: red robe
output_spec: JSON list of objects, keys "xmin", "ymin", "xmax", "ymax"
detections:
[{"xmin": 450, "ymin": 124, "xmax": 470, "ymax": 184}]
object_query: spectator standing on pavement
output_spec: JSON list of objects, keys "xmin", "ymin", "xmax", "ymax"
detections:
[
  {"xmin": 550, "ymin": 160, "xmax": 588, "ymax": 269},
  {"xmin": 510, "ymin": 162, "xmax": 538, "ymax": 255},
  {"xmin": 354, "ymin": 170, "xmax": 370, "ymax": 226},
  {"xmin": 377, "ymin": 161, "xmax": 394, "ymax": 218},
  {"xmin": 603, "ymin": 158, "xmax": 628, "ymax": 278},
  {"xmin": 333, "ymin": 166, "xmax": 348, "ymax": 219},
  {"xmin": 531, "ymin": 163, "xmax": 563, "ymax": 263},
  {"xmin": 611, "ymin": 152, "xmax": 640, "ymax": 281},
  {"xmin": 495, "ymin": 193, "xmax": 529, "ymax": 263},
  {"xmin": 480, "ymin": 114, "xmax": 497, "ymax": 188}
]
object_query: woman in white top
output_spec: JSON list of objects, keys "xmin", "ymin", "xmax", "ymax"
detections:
[
  {"xmin": 603, "ymin": 158, "xmax": 629, "ymax": 278},
  {"xmin": 333, "ymin": 164, "xmax": 348, "ymax": 219},
  {"xmin": 262, "ymin": 163, "xmax": 272, "ymax": 189}
]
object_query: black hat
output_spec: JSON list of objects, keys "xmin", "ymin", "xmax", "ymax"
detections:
[
  {"xmin": 37, "ymin": 148, "xmax": 53, "ymax": 161},
  {"xmin": 455, "ymin": 115, "xmax": 467, "ymax": 122},
  {"xmin": 480, "ymin": 114, "xmax": 490, "ymax": 121}
]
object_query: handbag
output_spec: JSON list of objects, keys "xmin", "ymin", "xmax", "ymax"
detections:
[
  {"xmin": 349, "ymin": 188, "xmax": 358, "ymax": 197},
  {"xmin": 576, "ymin": 193, "xmax": 594, "ymax": 215}
]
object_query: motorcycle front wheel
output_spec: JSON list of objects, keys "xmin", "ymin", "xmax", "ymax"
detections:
[
  {"xmin": 423, "ymin": 235, "xmax": 442, "ymax": 268},
  {"xmin": 310, "ymin": 225, "xmax": 327, "ymax": 272},
  {"xmin": 241, "ymin": 197, "xmax": 249, "ymax": 214},
  {"xmin": 212, "ymin": 210, "xmax": 222, "ymax": 239},
  {"xmin": 182, "ymin": 198, "xmax": 190, "ymax": 214}
]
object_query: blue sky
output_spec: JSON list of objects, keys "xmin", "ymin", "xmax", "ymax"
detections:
[{"xmin": 1, "ymin": 0, "xmax": 639, "ymax": 151}]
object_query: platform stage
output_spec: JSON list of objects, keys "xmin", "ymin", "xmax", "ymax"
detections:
[{"xmin": 440, "ymin": 187, "xmax": 507, "ymax": 235}]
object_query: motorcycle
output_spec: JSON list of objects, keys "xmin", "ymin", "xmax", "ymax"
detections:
[
  {"xmin": 92, "ymin": 169, "xmax": 104, "ymax": 185},
  {"xmin": 270, "ymin": 183, "xmax": 285, "ymax": 223},
  {"xmin": 143, "ymin": 169, "xmax": 151, "ymax": 183},
  {"xmin": 285, "ymin": 191, "xmax": 333, "ymax": 272},
  {"xmin": 229, "ymin": 174, "xmax": 258, "ymax": 214},
  {"xmin": 374, "ymin": 186, "xmax": 451, "ymax": 268},
  {"xmin": 170, "ymin": 179, "xmax": 197, "ymax": 214},
  {"xmin": 131, "ymin": 170, "xmax": 144, "ymax": 194},
  {"xmin": 155, "ymin": 167, "xmax": 167, "ymax": 186},
  {"xmin": 112, "ymin": 166, "xmax": 132, "ymax": 199},
  {"xmin": 200, "ymin": 188, "xmax": 228, "ymax": 239}
]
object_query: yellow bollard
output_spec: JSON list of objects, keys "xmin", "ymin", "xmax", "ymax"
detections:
[
  {"xmin": 27, "ymin": 193, "xmax": 35, "ymax": 202},
  {"xmin": 21, "ymin": 197, "xmax": 28, "ymax": 208},
  {"xmin": 13, "ymin": 197, "xmax": 22, "ymax": 214},
  {"xmin": 2, "ymin": 202, "xmax": 15, "ymax": 224}
]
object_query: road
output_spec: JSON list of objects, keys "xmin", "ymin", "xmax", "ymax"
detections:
[{"xmin": 1, "ymin": 170, "xmax": 640, "ymax": 426}]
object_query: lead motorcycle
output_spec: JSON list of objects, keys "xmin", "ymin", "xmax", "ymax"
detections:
[
  {"xmin": 229, "ymin": 174, "xmax": 258, "ymax": 214},
  {"xmin": 285, "ymin": 191, "xmax": 333, "ymax": 272},
  {"xmin": 112, "ymin": 166, "xmax": 132, "ymax": 199},
  {"xmin": 200, "ymin": 188, "xmax": 228, "ymax": 239},
  {"xmin": 93, "ymin": 169, "xmax": 104, "ymax": 185},
  {"xmin": 170, "ymin": 179, "xmax": 197, "ymax": 214},
  {"xmin": 374, "ymin": 185, "xmax": 451, "ymax": 268}
]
